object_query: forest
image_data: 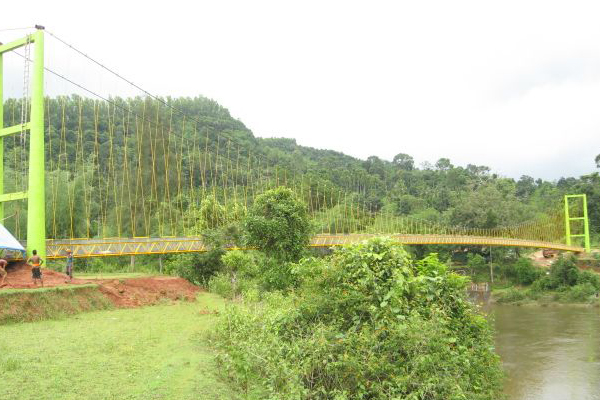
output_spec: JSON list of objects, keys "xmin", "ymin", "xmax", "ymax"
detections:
[{"xmin": 1, "ymin": 95, "xmax": 599, "ymax": 246}]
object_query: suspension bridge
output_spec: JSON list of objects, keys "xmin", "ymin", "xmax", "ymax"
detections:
[{"xmin": 0, "ymin": 27, "xmax": 592, "ymax": 259}]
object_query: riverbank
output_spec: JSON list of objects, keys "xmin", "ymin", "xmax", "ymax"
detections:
[{"xmin": 492, "ymin": 286, "xmax": 600, "ymax": 306}]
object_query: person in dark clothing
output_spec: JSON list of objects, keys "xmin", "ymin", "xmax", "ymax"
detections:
[
  {"xmin": 65, "ymin": 250, "xmax": 73, "ymax": 283},
  {"xmin": 27, "ymin": 250, "xmax": 43, "ymax": 287}
]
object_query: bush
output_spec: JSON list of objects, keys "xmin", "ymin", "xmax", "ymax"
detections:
[
  {"xmin": 531, "ymin": 255, "xmax": 600, "ymax": 294},
  {"xmin": 245, "ymin": 187, "xmax": 312, "ymax": 262},
  {"xmin": 209, "ymin": 250, "xmax": 264, "ymax": 299},
  {"xmin": 508, "ymin": 254, "xmax": 600, "ymax": 303},
  {"xmin": 208, "ymin": 272, "xmax": 261, "ymax": 300},
  {"xmin": 467, "ymin": 253, "xmax": 487, "ymax": 275},
  {"xmin": 211, "ymin": 238, "xmax": 503, "ymax": 399},
  {"xmin": 512, "ymin": 257, "xmax": 542, "ymax": 285},
  {"xmin": 210, "ymin": 251, "xmax": 318, "ymax": 297},
  {"xmin": 560, "ymin": 283, "xmax": 598, "ymax": 302},
  {"xmin": 577, "ymin": 270, "xmax": 600, "ymax": 290},
  {"xmin": 496, "ymin": 288, "xmax": 527, "ymax": 303},
  {"xmin": 163, "ymin": 248, "xmax": 224, "ymax": 286},
  {"xmin": 548, "ymin": 255, "xmax": 580, "ymax": 287}
]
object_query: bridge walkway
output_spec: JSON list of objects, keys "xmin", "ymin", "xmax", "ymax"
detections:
[{"xmin": 33, "ymin": 234, "xmax": 584, "ymax": 259}]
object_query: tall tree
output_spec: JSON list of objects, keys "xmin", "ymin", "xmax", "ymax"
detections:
[
  {"xmin": 244, "ymin": 187, "xmax": 311, "ymax": 262},
  {"xmin": 392, "ymin": 153, "xmax": 414, "ymax": 171}
]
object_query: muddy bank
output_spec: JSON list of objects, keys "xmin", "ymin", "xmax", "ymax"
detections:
[{"xmin": 0, "ymin": 263, "xmax": 201, "ymax": 324}]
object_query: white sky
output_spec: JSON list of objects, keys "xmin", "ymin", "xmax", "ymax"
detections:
[{"xmin": 2, "ymin": 0, "xmax": 600, "ymax": 180}]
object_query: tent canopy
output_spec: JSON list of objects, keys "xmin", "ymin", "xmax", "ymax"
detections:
[{"xmin": 0, "ymin": 224, "xmax": 25, "ymax": 254}]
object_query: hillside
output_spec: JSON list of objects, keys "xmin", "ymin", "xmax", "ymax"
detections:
[{"xmin": 2, "ymin": 96, "xmax": 599, "ymax": 243}]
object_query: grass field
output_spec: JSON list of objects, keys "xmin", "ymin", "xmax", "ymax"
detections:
[{"xmin": 0, "ymin": 293, "xmax": 234, "ymax": 400}]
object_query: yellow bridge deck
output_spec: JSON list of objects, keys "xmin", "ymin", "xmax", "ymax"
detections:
[{"xmin": 39, "ymin": 234, "xmax": 584, "ymax": 258}]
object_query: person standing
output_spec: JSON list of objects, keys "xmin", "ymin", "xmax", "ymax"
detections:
[
  {"xmin": 0, "ymin": 258, "xmax": 7, "ymax": 287},
  {"xmin": 27, "ymin": 250, "xmax": 43, "ymax": 287},
  {"xmin": 65, "ymin": 250, "xmax": 74, "ymax": 283}
]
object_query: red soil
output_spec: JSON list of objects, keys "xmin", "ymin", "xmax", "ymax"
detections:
[
  {"xmin": 2, "ymin": 262, "xmax": 87, "ymax": 289},
  {"xmin": 1, "ymin": 262, "xmax": 200, "ymax": 308},
  {"xmin": 97, "ymin": 276, "xmax": 200, "ymax": 307}
]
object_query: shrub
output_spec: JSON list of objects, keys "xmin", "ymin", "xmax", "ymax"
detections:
[
  {"xmin": 577, "ymin": 270, "xmax": 600, "ymax": 290},
  {"xmin": 548, "ymin": 255, "xmax": 580, "ymax": 287},
  {"xmin": 163, "ymin": 248, "xmax": 224, "ymax": 286},
  {"xmin": 209, "ymin": 250, "xmax": 264, "ymax": 299},
  {"xmin": 512, "ymin": 257, "xmax": 542, "ymax": 285},
  {"xmin": 257, "ymin": 258, "xmax": 298, "ymax": 292},
  {"xmin": 244, "ymin": 187, "xmax": 312, "ymax": 262},
  {"xmin": 561, "ymin": 283, "xmax": 598, "ymax": 302},
  {"xmin": 211, "ymin": 238, "xmax": 503, "ymax": 399},
  {"xmin": 496, "ymin": 288, "xmax": 527, "ymax": 303},
  {"xmin": 467, "ymin": 253, "xmax": 487, "ymax": 275},
  {"xmin": 531, "ymin": 255, "xmax": 600, "ymax": 293},
  {"xmin": 208, "ymin": 272, "xmax": 261, "ymax": 300}
]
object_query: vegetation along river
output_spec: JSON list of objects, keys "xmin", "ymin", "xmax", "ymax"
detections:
[{"xmin": 493, "ymin": 305, "xmax": 600, "ymax": 400}]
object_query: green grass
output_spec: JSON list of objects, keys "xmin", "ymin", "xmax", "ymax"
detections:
[
  {"xmin": 0, "ymin": 284, "xmax": 100, "ymax": 296},
  {"xmin": 0, "ymin": 293, "xmax": 234, "ymax": 400}
]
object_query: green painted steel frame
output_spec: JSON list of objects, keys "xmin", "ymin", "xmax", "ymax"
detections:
[
  {"xmin": 564, "ymin": 194, "xmax": 591, "ymax": 252},
  {"xmin": 0, "ymin": 29, "xmax": 46, "ymax": 259}
]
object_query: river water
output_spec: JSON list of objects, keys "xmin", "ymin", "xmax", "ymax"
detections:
[{"xmin": 493, "ymin": 305, "xmax": 600, "ymax": 400}]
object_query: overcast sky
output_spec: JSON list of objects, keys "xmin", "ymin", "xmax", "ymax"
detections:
[{"xmin": 2, "ymin": 0, "xmax": 600, "ymax": 180}]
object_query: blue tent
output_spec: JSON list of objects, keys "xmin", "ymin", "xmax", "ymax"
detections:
[{"xmin": 0, "ymin": 224, "xmax": 26, "ymax": 258}]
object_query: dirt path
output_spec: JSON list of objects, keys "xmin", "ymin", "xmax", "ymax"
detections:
[
  {"xmin": 528, "ymin": 250, "xmax": 555, "ymax": 268},
  {"xmin": 1, "ymin": 262, "xmax": 200, "ymax": 308}
]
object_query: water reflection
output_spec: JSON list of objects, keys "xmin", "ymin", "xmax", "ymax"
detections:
[{"xmin": 493, "ymin": 305, "xmax": 600, "ymax": 400}]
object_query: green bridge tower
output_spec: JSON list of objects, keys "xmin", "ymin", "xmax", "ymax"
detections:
[
  {"xmin": 564, "ymin": 194, "xmax": 591, "ymax": 253},
  {"xmin": 0, "ymin": 27, "xmax": 46, "ymax": 259}
]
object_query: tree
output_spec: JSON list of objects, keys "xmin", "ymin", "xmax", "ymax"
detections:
[
  {"xmin": 466, "ymin": 164, "xmax": 490, "ymax": 177},
  {"xmin": 516, "ymin": 175, "xmax": 536, "ymax": 199},
  {"xmin": 244, "ymin": 187, "xmax": 311, "ymax": 262},
  {"xmin": 435, "ymin": 157, "xmax": 453, "ymax": 171},
  {"xmin": 198, "ymin": 195, "xmax": 226, "ymax": 230},
  {"xmin": 392, "ymin": 153, "xmax": 414, "ymax": 171},
  {"xmin": 363, "ymin": 155, "xmax": 386, "ymax": 180},
  {"xmin": 595, "ymin": 153, "xmax": 600, "ymax": 168},
  {"xmin": 467, "ymin": 253, "xmax": 487, "ymax": 276}
]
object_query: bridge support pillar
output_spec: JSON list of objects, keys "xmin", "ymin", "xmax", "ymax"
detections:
[
  {"xmin": 26, "ymin": 29, "xmax": 46, "ymax": 259},
  {"xmin": 0, "ymin": 50, "xmax": 4, "ymax": 223},
  {"xmin": 564, "ymin": 194, "xmax": 591, "ymax": 253},
  {"xmin": 0, "ymin": 28, "xmax": 46, "ymax": 259}
]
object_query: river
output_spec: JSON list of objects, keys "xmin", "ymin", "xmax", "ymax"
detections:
[{"xmin": 493, "ymin": 305, "xmax": 600, "ymax": 400}]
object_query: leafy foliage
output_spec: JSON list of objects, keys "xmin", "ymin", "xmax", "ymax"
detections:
[
  {"xmin": 497, "ymin": 255, "xmax": 600, "ymax": 304},
  {"xmin": 244, "ymin": 187, "xmax": 312, "ymax": 262},
  {"xmin": 211, "ymin": 238, "xmax": 503, "ymax": 399},
  {"xmin": 504, "ymin": 258, "xmax": 542, "ymax": 285},
  {"xmin": 467, "ymin": 253, "xmax": 487, "ymax": 275},
  {"xmin": 533, "ymin": 255, "xmax": 599, "ymax": 290}
]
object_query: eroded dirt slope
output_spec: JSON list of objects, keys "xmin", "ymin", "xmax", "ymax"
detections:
[{"xmin": 1, "ymin": 262, "xmax": 199, "ymax": 308}]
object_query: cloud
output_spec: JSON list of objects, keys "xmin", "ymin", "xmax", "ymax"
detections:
[{"xmin": 1, "ymin": 0, "xmax": 600, "ymax": 180}]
